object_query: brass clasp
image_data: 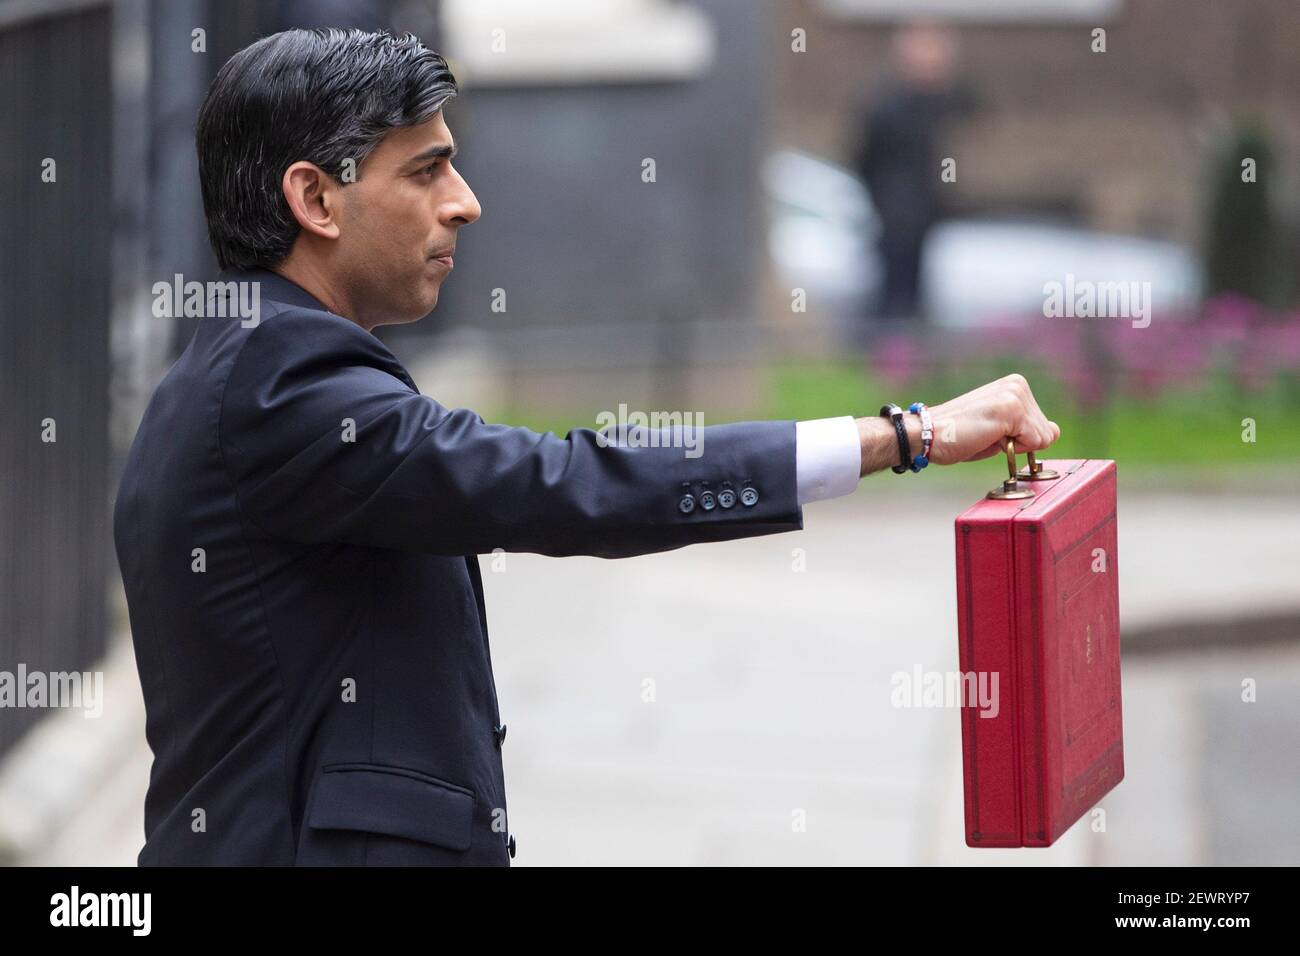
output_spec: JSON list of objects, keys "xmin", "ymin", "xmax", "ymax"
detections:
[{"xmin": 1018, "ymin": 450, "xmax": 1060, "ymax": 481}]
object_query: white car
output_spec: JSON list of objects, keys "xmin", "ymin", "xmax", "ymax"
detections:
[
  {"xmin": 763, "ymin": 149, "xmax": 882, "ymax": 321},
  {"xmin": 764, "ymin": 149, "xmax": 1201, "ymax": 327}
]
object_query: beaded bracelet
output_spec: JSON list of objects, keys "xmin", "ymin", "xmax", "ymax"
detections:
[{"xmin": 907, "ymin": 402, "xmax": 933, "ymax": 472}]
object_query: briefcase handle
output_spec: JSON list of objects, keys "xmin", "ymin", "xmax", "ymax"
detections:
[{"xmin": 987, "ymin": 438, "xmax": 1060, "ymax": 500}]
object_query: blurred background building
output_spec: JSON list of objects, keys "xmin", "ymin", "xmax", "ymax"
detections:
[{"xmin": 1, "ymin": 0, "xmax": 1297, "ymax": 865}]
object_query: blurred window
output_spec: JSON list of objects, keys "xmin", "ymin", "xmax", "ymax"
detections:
[
  {"xmin": 442, "ymin": 0, "xmax": 715, "ymax": 86},
  {"xmin": 818, "ymin": 0, "xmax": 1120, "ymax": 21}
]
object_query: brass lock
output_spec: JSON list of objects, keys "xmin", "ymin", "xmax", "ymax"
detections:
[
  {"xmin": 986, "ymin": 438, "xmax": 1057, "ymax": 499},
  {"xmin": 1018, "ymin": 452, "xmax": 1060, "ymax": 481}
]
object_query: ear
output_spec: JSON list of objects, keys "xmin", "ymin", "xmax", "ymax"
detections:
[{"xmin": 281, "ymin": 161, "xmax": 342, "ymax": 240}]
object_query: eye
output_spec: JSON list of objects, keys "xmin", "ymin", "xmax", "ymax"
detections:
[{"xmin": 419, "ymin": 160, "xmax": 441, "ymax": 177}]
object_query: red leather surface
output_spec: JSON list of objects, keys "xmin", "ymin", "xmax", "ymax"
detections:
[{"xmin": 954, "ymin": 459, "xmax": 1124, "ymax": 847}]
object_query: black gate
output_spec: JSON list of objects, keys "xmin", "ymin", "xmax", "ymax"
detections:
[{"xmin": 0, "ymin": 0, "xmax": 113, "ymax": 756}]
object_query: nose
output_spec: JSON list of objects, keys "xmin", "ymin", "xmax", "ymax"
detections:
[{"xmin": 441, "ymin": 164, "xmax": 481, "ymax": 227}]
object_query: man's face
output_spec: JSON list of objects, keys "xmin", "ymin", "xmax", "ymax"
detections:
[{"xmin": 330, "ymin": 111, "xmax": 480, "ymax": 327}]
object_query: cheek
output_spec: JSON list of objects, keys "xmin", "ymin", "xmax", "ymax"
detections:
[
  {"xmin": 340, "ymin": 184, "xmax": 436, "ymax": 281},
  {"xmin": 336, "ymin": 192, "xmax": 379, "ymax": 252},
  {"xmin": 344, "ymin": 186, "xmax": 417, "ymax": 248},
  {"xmin": 386, "ymin": 197, "xmax": 435, "ymax": 259}
]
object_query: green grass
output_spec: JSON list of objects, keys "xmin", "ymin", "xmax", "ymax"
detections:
[
  {"xmin": 484, "ymin": 359, "xmax": 1300, "ymax": 472},
  {"xmin": 764, "ymin": 360, "xmax": 1300, "ymax": 467}
]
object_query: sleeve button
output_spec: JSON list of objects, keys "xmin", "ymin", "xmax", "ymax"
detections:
[
  {"xmin": 678, "ymin": 494, "xmax": 696, "ymax": 514},
  {"xmin": 740, "ymin": 487, "xmax": 759, "ymax": 507},
  {"xmin": 718, "ymin": 489, "xmax": 736, "ymax": 509}
]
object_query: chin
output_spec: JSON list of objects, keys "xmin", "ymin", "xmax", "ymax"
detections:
[
  {"xmin": 393, "ymin": 277, "xmax": 442, "ymax": 324},
  {"xmin": 394, "ymin": 301, "xmax": 437, "ymax": 326},
  {"xmin": 368, "ymin": 293, "xmax": 438, "ymax": 329},
  {"xmin": 415, "ymin": 293, "xmax": 443, "ymax": 322},
  {"xmin": 418, "ymin": 287, "xmax": 441, "ymax": 317}
]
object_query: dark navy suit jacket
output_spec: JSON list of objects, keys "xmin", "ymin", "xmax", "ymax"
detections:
[{"xmin": 113, "ymin": 268, "xmax": 803, "ymax": 865}]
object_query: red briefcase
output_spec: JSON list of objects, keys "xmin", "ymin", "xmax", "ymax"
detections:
[{"xmin": 954, "ymin": 443, "xmax": 1123, "ymax": 847}]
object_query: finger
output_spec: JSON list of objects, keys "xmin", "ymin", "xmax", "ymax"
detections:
[
  {"xmin": 1010, "ymin": 407, "xmax": 1056, "ymax": 448},
  {"xmin": 1000, "ymin": 434, "xmax": 1030, "ymax": 457},
  {"xmin": 1020, "ymin": 390, "xmax": 1059, "ymax": 447}
]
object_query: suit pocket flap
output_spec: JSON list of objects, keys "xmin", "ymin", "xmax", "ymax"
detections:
[{"xmin": 307, "ymin": 763, "xmax": 475, "ymax": 851}]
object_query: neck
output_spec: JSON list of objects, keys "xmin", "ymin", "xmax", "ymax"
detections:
[{"xmin": 272, "ymin": 254, "xmax": 370, "ymax": 330}]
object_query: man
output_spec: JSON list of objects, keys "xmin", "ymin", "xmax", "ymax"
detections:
[
  {"xmin": 854, "ymin": 20, "xmax": 975, "ymax": 322},
  {"xmin": 114, "ymin": 28, "xmax": 1059, "ymax": 866}
]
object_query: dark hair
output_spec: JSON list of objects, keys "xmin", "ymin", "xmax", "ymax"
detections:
[{"xmin": 196, "ymin": 28, "xmax": 458, "ymax": 270}]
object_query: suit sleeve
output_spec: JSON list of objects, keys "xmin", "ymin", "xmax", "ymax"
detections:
[{"xmin": 218, "ymin": 309, "xmax": 803, "ymax": 558}]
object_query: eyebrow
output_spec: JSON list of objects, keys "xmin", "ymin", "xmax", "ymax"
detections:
[{"xmin": 406, "ymin": 141, "xmax": 458, "ymax": 166}]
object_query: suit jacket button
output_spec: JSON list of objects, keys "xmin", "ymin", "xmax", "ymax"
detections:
[
  {"xmin": 699, "ymin": 490, "xmax": 716, "ymax": 510},
  {"xmin": 508, "ymin": 834, "xmax": 517, "ymax": 858},
  {"xmin": 718, "ymin": 488, "xmax": 736, "ymax": 508},
  {"xmin": 494, "ymin": 723, "xmax": 507, "ymax": 748},
  {"xmin": 678, "ymin": 494, "xmax": 695, "ymax": 514},
  {"xmin": 740, "ymin": 487, "xmax": 759, "ymax": 507}
]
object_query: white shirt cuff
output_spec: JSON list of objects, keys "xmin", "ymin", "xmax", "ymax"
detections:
[{"xmin": 795, "ymin": 416, "xmax": 862, "ymax": 504}]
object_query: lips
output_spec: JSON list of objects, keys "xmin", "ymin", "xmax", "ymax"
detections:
[{"xmin": 430, "ymin": 248, "xmax": 454, "ymax": 269}]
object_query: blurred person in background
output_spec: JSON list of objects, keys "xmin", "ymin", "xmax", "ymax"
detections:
[{"xmin": 854, "ymin": 19, "xmax": 976, "ymax": 325}]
